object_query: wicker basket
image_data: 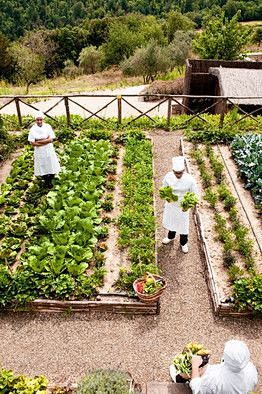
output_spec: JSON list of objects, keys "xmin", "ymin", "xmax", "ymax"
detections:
[{"xmin": 133, "ymin": 273, "xmax": 166, "ymax": 303}]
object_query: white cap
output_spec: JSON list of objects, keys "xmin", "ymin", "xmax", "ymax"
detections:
[
  {"xmin": 35, "ymin": 111, "xmax": 45, "ymax": 119},
  {"xmin": 223, "ymin": 340, "xmax": 250, "ymax": 373},
  {"xmin": 172, "ymin": 156, "xmax": 185, "ymax": 172}
]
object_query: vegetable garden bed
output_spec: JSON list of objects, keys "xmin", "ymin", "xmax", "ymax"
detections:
[
  {"xmin": 0, "ymin": 130, "xmax": 160, "ymax": 315},
  {"xmin": 181, "ymin": 137, "xmax": 262, "ymax": 316}
]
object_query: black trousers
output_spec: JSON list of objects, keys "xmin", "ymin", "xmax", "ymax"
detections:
[
  {"xmin": 42, "ymin": 174, "xmax": 55, "ymax": 187},
  {"xmin": 168, "ymin": 231, "xmax": 188, "ymax": 246}
]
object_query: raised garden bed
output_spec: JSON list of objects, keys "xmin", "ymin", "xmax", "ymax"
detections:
[
  {"xmin": 181, "ymin": 137, "xmax": 262, "ymax": 316},
  {"xmin": 0, "ymin": 130, "xmax": 160, "ymax": 314}
]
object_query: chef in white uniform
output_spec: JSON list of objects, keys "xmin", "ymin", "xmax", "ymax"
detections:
[
  {"xmin": 28, "ymin": 111, "xmax": 61, "ymax": 187},
  {"xmin": 162, "ymin": 156, "xmax": 199, "ymax": 253}
]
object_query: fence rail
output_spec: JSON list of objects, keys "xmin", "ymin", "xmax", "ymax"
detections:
[{"xmin": 0, "ymin": 93, "xmax": 261, "ymax": 128}]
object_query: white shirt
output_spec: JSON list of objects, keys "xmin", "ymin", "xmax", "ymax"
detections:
[{"xmin": 190, "ymin": 362, "xmax": 258, "ymax": 394}]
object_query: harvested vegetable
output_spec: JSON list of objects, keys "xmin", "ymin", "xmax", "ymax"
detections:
[
  {"xmin": 173, "ymin": 342, "xmax": 210, "ymax": 377},
  {"xmin": 180, "ymin": 192, "xmax": 199, "ymax": 211},
  {"xmin": 159, "ymin": 186, "xmax": 178, "ymax": 202}
]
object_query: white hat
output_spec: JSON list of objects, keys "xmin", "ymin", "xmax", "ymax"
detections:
[
  {"xmin": 35, "ymin": 111, "xmax": 45, "ymax": 119},
  {"xmin": 223, "ymin": 340, "xmax": 250, "ymax": 373},
  {"xmin": 172, "ymin": 156, "xmax": 185, "ymax": 172}
]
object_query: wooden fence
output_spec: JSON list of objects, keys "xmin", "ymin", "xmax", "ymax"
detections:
[{"xmin": 0, "ymin": 93, "xmax": 261, "ymax": 128}]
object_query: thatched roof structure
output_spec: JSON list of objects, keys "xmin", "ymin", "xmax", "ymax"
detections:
[{"xmin": 209, "ymin": 67, "xmax": 262, "ymax": 105}]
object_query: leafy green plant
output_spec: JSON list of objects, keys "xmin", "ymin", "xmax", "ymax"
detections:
[
  {"xmin": 204, "ymin": 187, "xmax": 218, "ymax": 209},
  {"xmin": 231, "ymin": 133, "xmax": 262, "ymax": 210},
  {"xmin": 180, "ymin": 192, "xmax": 199, "ymax": 211},
  {"xmin": 77, "ymin": 370, "xmax": 137, "ymax": 394},
  {"xmin": 233, "ymin": 275, "xmax": 262, "ymax": 314},
  {"xmin": 159, "ymin": 186, "xmax": 178, "ymax": 202},
  {"xmin": 0, "ymin": 368, "xmax": 48, "ymax": 393}
]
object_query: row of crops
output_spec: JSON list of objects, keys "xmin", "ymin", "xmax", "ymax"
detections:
[
  {"xmin": 190, "ymin": 141, "xmax": 262, "ymax": 313},
  {"xmin": 0, "ymin": 129, "xmax": 157, "ymax": 310}
]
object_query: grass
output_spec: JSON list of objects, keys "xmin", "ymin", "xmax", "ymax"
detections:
[{"xmin": 0, "ymin": 70, "xmax": 144, "ymax": 96}]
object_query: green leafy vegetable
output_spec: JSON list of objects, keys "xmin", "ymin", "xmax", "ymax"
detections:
[
  {"xmin": 159, "ymin": 186, "xmax": 178, "ymax": 202},
  {"xmin": 180, "ymin": 192, "xmax": 199, "ymax": 211}
]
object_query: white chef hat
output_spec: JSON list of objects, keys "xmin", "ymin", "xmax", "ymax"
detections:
[
  {"xmin": 223, "ymin": 340, "xmax": 250, "ymax": 373},
  {"xmin": 172, "ymin": 156, "xmax": 185, "ymax": 172},
  {"xmin": 35, "ymin": 111, "xmax": 45, "ymax": 119}
]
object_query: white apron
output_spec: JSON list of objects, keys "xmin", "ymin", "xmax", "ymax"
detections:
[
  {"xmin": 28, "ymin": 123, "xmax": 61, "ymax": 176},
  {"xmin": 162, "ymin": 172, "xmax": 199, "ymax": 234},
  {"xmin": 34, "ymin": 144, "xmax": 61, "ymax": 176}
]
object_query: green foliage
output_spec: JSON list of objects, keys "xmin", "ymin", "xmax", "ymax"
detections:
[
  {"xmin": 168, "ymin": 30, "xmax": 194, "ymax": 72},
  {"xmin": 101, "ymin": 21, "xmax": 144, "ymax": 66},
  {"xmin": 121, "ymin": 40, "xmax": 171, "ymax": 83},
  {"xmin": 233, "ymin": 275, "xmax": 262, "ymax": 313},
  {"xmin": 0, "ymin": 32, "xmax": 12, "ymax": 79},
  {"xmin": 193, "ymin": 12, "xmax": 250, "ymax": 60},
  {"xmin": 78, "ymin": 46, "xmax": 103, "ymax": 74},
  {"xmin": 62, "ymin": 60, "xmax": 81, "ymax": 79},
  {"xmin": 204, "ymin": 187, "xmax": 218, "ymax": 209},
  {"xmin": 77, "ymin": 370, "xmax": 136, "ymax": 394},
  {"xmin": 0, "ymin": 368, "xmax": 48, "ymax": 393},
  {"xmin": 117, "ymin": 132, "xmax": 157, "ymax": 291},
  {"xmin": 231, "ymin": 133, "xmax": 262, "ymax": 210},
  {"xmin": 165, "ymin": 11, "xmax": 195, "ymax": 43},
  {"xmin": 9, "ymin": 43, "xmax": 45, "ymax": 93},
  {"xmin": 180, "ymin": 192, "xmax": 199, "ymax": 211},
  {"xmin": 159, "ymin": 186, "xmax": 178, "ymax": 202},
  {"xmin": 252, "ymin": 27, "xmax": 262, "ymax": 45}
]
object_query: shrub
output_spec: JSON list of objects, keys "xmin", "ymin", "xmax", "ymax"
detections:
[
  {"xmin": 78, "ymin": 46, "xmax": 103, "ymax": 74},
  {"xmin": 233, "ymin": 275, "xmax": 262, "ymax": 314},
  {"xmin": 62, "ymin": 60, "xmax": 81, "ymax": 79},
  {"xmin": 76, "ymin": 370, "xmax": 137, "ymax": 394}
]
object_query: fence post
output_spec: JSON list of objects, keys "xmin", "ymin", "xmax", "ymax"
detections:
[
  {"xmin": 219, "ymin": 98, "xmax": 226, "ymax": 128},
  {"xmin": 15, "ymin": 97, "xmax": 22, "ymax": 127},
  {"xmin": 64, "ymin": 96, "xmax": 70, "ymax": 126},
  {"xmin": 167, "ymin": 97, "xmax": 172, "ymax": 127},
  {"xmin": 117, "ymin": 95, "xmax": 122, "ymax": 124}
]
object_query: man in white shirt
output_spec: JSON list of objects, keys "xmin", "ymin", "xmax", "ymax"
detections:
[{"xmin": 28, "ymin": 111, "xmax": 61, "ymax": 187}]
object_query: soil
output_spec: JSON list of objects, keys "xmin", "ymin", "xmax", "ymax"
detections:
[{"xmin": 0, "ymin": 150, "xmax": 23, "ymax": 184}]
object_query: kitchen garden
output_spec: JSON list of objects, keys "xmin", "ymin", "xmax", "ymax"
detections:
[{"xmin": 0, "ymin": 114, "xmax": 261, "ymax": 315}]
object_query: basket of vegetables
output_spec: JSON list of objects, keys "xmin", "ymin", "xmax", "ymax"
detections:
[
  {"xmin": 133, "ymin": 272, "xmax": 166, "ymax": 303},
  {"xmin": 180, "ymin": 192, "xmax": 199, "ymax": 211},
  {"xmin": 172, "ymin": 342, "xmax": 210, "ymax": 379}
]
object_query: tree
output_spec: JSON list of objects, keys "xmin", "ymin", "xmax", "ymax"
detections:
[
  {"xmin": 168, "ymin": 30, "xmax": 194, "ymax": 73},
  {"xmin": 252, "ymin": 27, "xmax": 262, "ymax": 47},
  {"xmin": 101, "ymin": 21, "xmax": 144, "ymax": 66},
  {"xmin": 9, "ymin": 43, "xmax": 45, "ymax": 93},
  {"xmin": 192, "ymin": 12, "xmax": 250, "ymax": 60},
  {"xmin": 21, "ymin": 29, "xmax": 58, "ymax": 77},
  {"xmin": 120, "ymin": 40, "xmax": 171, "ymax": 83},
  {"xmin": 78, "ymin": 46, "xmax": 103, "ymax": 74},
  {"xmin": 165, "ymin": 11, "xmax": 195, "ymax": 43},
  {"xmin": 0, "ymin": 32, "xmax": 13, "ymax": 80}
]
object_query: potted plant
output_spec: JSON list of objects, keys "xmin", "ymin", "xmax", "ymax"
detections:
[{"xmin": 133, "ymin": 272, "xmax": 166, "ymax": 303}]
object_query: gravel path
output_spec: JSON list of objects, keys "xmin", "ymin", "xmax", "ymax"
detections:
[
  {"xmin": 0, "ymin": 130, "xmax": 261, "ymax": 392},
  {"xmin": 0, "ymin": 85, "xmax": 169, "ymax": 118}
]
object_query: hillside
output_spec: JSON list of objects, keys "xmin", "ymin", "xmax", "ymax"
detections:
[{"xmin": 0, "ymin": 0, "xmax": 262, "ymax": 39}]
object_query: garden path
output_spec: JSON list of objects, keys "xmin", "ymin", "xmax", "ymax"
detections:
[{"xmin": 0, "ymin": 130, "xmax": 261, "ymax": 393}]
